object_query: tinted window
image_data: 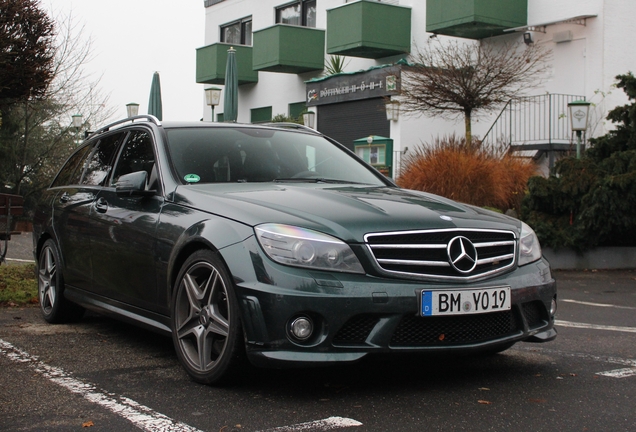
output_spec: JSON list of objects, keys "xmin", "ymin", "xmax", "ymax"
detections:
[
  {"xmin": 51, "ymin": 144, "xmax": 94, "ymax": 188},
  {"xmin": 165, "ymin": 127, "xmax": 385, "ymax": 185},
  {"xmin": 220, "ymin": 17, "xmax": 252, "ymax": 46},
  {"xmin": 81, "ymin": 132, "xmax": 126, "ymax": 186},
  {"xmin": 276, "ymin": 0, "xmax": 315, "ymax": 27},
  {"xmin": 111, "ymin": 130, "xmax": 156, "ymax": 188}
]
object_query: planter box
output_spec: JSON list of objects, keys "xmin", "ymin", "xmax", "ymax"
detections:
[{"xmin": 543, "ymin": 247, "xmax": 636, "ymax": 270}]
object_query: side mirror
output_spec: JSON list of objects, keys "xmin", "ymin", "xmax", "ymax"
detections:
[{"xmin": 115, "ymin": 171, "xmax": 155, "ymax": 197}]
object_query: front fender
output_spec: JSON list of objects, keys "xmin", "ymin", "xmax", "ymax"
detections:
[{"xmin": 155, "ymin": 204, "xmax": 254, "ymax": 314}]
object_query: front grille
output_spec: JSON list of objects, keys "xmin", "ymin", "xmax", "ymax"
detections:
[
  {"xmin": 521, "ymin": 301, "xmax": 548, "ymax": 329},
  {"xmin": 390, "ymin": 310, "xmax": 519, "ymax": 347},
  {"xmin": 365, "ymin": 228, "xmax": 516, "ymax": 281}
]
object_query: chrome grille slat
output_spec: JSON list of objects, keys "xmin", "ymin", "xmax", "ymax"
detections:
[
  {"xmin": 377, "ymin": 259, "xmax": 450, "ymax": 267},
  {"xmin": 475, "ymin": 240, "xmax": 515, "ymax": 248},
  {"xmin": 370, "ymin": 244, "xmax": 447, "ymax": 249},
  {"xmin": 364, "ymin": 228, "xmax": 517, "ymax": 282},
  {"xmin": 477, "ymin": 254, "xmax": 515, "ymax": 265}
]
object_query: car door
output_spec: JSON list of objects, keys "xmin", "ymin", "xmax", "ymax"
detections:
[
  {"xmin": 89, "ymin": 128, "xmax": 163, "ymax": 311},
  {"xmin": 50, "ymin": 142, "xmax": 98, "ymax": 290}
]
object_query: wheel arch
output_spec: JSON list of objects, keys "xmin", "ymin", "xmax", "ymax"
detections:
[{"xmin": 166, "ymin": 218, "xmax": 254, "ymax": 301}]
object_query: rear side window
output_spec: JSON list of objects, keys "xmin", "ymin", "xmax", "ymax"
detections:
[
  {"xmin": 81, "ymin": 132, "xmax": 126, "ymax": 186},
  {"xmin": 50, "ymin": 144, "xmax": 94, "ymax": 188}
]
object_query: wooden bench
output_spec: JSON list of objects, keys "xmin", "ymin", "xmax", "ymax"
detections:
[{"xmin": 0, "ymin": 194, "xmax": 24, "ymax": 263}]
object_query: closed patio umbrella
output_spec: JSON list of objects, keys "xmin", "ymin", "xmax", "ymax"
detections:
[
  {"xmin": 148, "ymin": 72, "xmax": 163, "ymax": 120},
  {"xmin": 223, "ymin": 47, "xmax": 238, "ymax": 122}
]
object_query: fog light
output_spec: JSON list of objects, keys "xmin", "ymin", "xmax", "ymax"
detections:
[
  {"xmin": 550, "ymin": 297, "xmax": 557, "ymax": 317},
  {"xmin": 290, "ymin": 317, "xmax": 313, "ymax": 340}
]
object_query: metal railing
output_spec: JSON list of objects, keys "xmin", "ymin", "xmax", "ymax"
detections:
[{"xmin": 481, "ymin": 94, "xmax": 585, "ymax": 154}]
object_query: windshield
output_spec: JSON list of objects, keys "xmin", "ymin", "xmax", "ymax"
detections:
[{"xmin": 165, "ymin": 127, "xmax": 386, "ymax": 186}]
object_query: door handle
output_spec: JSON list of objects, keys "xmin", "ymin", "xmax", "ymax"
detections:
[{"xmin": 94, "ymin": 197, "xmax": 108, "ymax": 213}]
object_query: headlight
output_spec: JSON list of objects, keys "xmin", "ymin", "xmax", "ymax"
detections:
[
  {"xmin": 519, "ymin": 222, "xmax": 542, "ymax": 266},
  {"xmin": 255, "ymin": 224, "xmax": 365, "ymax": 274}
]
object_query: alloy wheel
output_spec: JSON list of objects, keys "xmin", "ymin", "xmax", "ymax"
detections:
[{"xmin": 174, "ymin": 261, "xmax": 230, "ymax": 373}]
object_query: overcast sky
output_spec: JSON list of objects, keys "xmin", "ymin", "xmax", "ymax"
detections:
[{"xmin": 43, "ymin": 0, "xmax": 206, "ymax": 124}]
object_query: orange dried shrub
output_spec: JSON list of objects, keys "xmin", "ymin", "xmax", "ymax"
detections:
[{"xmin": 397, "ymin": 136, "xmax": 537, "ymax": 212}]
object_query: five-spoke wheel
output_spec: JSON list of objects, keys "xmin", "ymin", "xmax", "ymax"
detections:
[
  {"xmin": 38, "ymin": 239, "xmax": 84, "ymax": 323},
  {"xmin": 171, "ymin": 250, "xmax": 244, "ymax": 384}
]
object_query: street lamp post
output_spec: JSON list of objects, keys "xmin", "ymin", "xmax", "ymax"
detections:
[
  {"xmin": 126, "ymin": 102, "xmax": 140, "ymax": 118},
  {"xmin": 71, "ymin": 114, "xmax": 83, "ymax": 145},
  {"xmin": 568, "ymin": 100, "xmax": 591, "ymax": 159},
  {"xmin": 205, "ymin": 87, "xmax": 222, "ymax": 122}
]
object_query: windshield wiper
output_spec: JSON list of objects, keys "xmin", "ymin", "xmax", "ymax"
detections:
[{"xmin": 273, "ymin": 178, "xmax": 365, "ymax": 184}]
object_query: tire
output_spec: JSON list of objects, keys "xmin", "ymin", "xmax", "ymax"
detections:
[
  {"xmin": 171, "ymin": 249, "xmax": 246, "ymax": 385},
  {"xmin": 38, "ymin": 239, "xmax": 85, "ymax": 323}
]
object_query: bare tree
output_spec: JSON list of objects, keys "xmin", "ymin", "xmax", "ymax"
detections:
[
  {"xmin": 398, "ymin": 39, "xmax": 551, "ymax": 147},
  {"xmin": 0, "ymin": 7, "xmax": 115, "ymax": 206}
]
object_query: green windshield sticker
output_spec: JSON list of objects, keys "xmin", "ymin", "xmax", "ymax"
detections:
[{"xmin": 184, "ymin": 174, "xmax": 201, "ymax": 183}]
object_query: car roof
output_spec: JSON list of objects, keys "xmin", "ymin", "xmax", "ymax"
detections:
[{"xmin": 86, "ymin": 115, "xmax": 320, "ymax": 140}]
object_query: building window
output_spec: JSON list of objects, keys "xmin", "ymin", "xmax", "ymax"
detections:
[
  {"xmin": 288, "ymin": 102, "xmax": 306, "ymax": 121},
  {"xmin": 251, "ymin": 106, "xmax": 273, "ymax": 123},
  {"xmin": 221, "ymin": 17, "xmax": 252, "ymax": 46},
  {"xmin": 276, "ymin": 0, "xmax": 316, "ymax": 28}
]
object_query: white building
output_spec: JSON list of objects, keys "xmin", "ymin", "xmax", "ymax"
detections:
[{"xmin": 197, "ymin": 0, "xmax": 636, "ymax": 176}]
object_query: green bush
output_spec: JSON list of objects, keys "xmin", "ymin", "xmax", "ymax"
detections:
[{"xmin": 521, "ymin": 72, "xmax": 636, "ymax": 251}]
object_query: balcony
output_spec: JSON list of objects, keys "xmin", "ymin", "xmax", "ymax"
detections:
[
  {"xmin": 252, "ymin": 25, "xmax": 325, "ymax": 74},
  {"xmin": 426, "ymin": 0, "xmax": 527, "ymax": 40},
  {"xmin": 195, "ymin": 43, "xmax": 258, "ymax": 85},
  {"xmin": 327, "ymin": 0, "xmax": 411, "ymax": 59}
]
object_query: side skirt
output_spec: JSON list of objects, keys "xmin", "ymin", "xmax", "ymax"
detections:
[{"xmin": 64, "ymin": 286, "xmax": 172, "ymax": 337}]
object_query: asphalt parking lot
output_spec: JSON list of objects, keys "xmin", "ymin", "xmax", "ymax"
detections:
[{"xmin": 1, "ymin": 235, "xmax": 635, "ymax": 431}]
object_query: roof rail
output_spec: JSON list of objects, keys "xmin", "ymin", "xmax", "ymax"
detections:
[
  {"xmin": 86, "ymin": 115, "xmax": 162, "ymax": 139},
  {"xmin": 262, "ymin": 122, "xmax": 320, "ymax": 134}
]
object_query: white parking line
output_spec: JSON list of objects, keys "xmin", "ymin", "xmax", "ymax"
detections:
[
  {"xmin": 0, "ymin": 338, "xmax": 203, "ymax": 432},
  {"xmin": 561, "ymin": 299, "xmax": 636, "ymax": 310},
  {"xmin": 258, "ymin": 417, "xmax": 363, "ymax": 432},
  {"xmin": 1, "ymin": 338, "xmax": 363, "ymax": 431},
  {"xmin": 520, "ymin": 346, "xmax": 636, "ymax": 379},
  {"xmin": 597, "ymin": 368, "xmax": 636, "ymax": 378},
  {"xmin": 555, "ymin": 320, "xmax": 636, "ymax": 333}
]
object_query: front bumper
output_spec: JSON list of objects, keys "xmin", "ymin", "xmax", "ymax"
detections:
[{"xmin": 223, "ymin": 241, "xmax": 557, "ymax": 368}]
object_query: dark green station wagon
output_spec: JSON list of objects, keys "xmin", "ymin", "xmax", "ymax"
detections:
[{"xmin": 33, "ymin": 116, "xmax": 557, "ymax": 384}]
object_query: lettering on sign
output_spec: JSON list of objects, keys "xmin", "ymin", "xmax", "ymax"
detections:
[{"xmin": 305, "ymin": 66, "xmax": 401, "ymax": 106}]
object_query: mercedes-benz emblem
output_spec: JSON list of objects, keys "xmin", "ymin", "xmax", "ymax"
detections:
[{"xmin": 447, "ymin": 236, "xmax": 478, "ymax": 273}]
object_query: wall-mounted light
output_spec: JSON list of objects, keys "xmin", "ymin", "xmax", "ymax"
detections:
[
  {"xmin": 386, "ymin": 101, "xmax": 400, "ymax": 122},
  {"xmin": 303, "ymin": 111, "xmax": 316, "ymax": 129},
  {"xmin": 523, "ymin": 32, "xmax": 534, "ymax": 45}
]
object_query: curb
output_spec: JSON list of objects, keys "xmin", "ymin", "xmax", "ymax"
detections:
[{"xmin": 544, "ymin": 247, "xmax": 636, "ymax": 270}]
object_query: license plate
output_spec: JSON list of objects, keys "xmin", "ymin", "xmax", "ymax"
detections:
[{"xmin": 420, "ymin": 286, "xmax": 511, "ymax": 316}]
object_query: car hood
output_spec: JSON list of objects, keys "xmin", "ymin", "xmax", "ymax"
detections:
[{"xmin": 172, "ymin": 183, "xmax": 521, "ymax": 243}]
